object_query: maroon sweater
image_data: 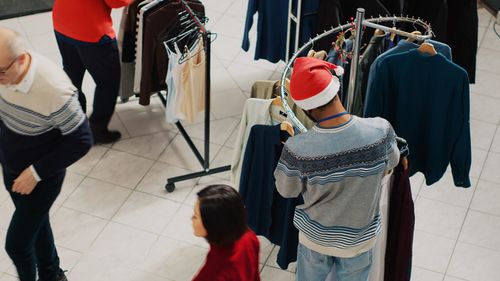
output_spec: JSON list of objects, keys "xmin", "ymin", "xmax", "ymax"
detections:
[{"xmin": 193, "ymin": 230, "xmax": 260, "ymax": 281}]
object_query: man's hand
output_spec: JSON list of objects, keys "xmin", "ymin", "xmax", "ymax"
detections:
[{"xmin": 12, "ymin": 167, "xmax": 38, "ymax": 195}]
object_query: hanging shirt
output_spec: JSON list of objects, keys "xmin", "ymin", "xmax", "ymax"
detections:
[
  {"xmin": 239, "ymin": 124, "xmax": 302, "ymax": 269},
  {"xmin": 180, "ymin": 39, "xmax": 206, "ymax": 123},
  {"xmin": 230, "ymin": 98, "xmax": 276, "ymax": 188},
  {"xmin": 364, "ymin": 49, "xmax": 471, "ymax": 187},
  {"xmin": 241, "ymin": 0, "xmax": 319, "ymax": 62}
]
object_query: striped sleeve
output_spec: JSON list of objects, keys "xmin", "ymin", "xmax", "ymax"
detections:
[
  {"xmin": 274, "ymin": 145, "xmax": 304, "ymax": 198},
  {"xmin": 50, "ymin": 93, "xmax": 86, "ymax": 135}
]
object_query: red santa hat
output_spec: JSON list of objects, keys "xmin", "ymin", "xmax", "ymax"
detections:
[{"xmin": 289, "ymin": 57, "xmax": 344, "ymax": 110}]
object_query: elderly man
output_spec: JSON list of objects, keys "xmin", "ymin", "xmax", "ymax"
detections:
[{"xmin": 0, "ymin": 28, "xmax": 92, "ymax": 281}]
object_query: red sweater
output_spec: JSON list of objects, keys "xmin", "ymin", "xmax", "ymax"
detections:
[
  {"xmin": 52, "ymin": 0, "xmax": 133, "ymax": 43},
  {"xmin": 193, "ymin": 230, "xmax": 261, "ymax": 281}
]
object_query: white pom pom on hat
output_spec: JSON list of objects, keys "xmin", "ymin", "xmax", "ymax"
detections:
[{"xmin": 289, "ymin": 57, "xmax": 344, "ymax": 111}]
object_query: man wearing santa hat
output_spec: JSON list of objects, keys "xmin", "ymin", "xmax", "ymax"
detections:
[{"xmin": 274, "ymin": 57, "xmax": 400, "ymax": 281}]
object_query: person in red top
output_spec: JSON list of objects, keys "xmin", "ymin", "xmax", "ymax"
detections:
[
  {"xmin": 192, "ymin": 185, "xmax": 261, "ymax": 281},
  {"xmin": 52, "ymin": 0, "xmax": 134, "ymax": 144}
]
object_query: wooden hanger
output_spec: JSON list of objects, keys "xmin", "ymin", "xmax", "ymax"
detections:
[
  {"xmin": 313, "ymin": 50, "xmax": 327, "ymax": 60},
  {"xmin": 406, "ymin": 30, "xmax": 422, "ymax": 42},
  {"xmin": 307, "ymin": 49, "xmax": 316, "ymax": 58},
  {"xmin": 280, "ymin": 121, "xmax": 295, "ymax": 137},
  {"xmin": 418, "ymin": 42, "xmax": 437, "ymax": 55}
]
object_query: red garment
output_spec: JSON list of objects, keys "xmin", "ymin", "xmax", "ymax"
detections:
[
  {"xmin": 193, "ymin": 230, "xmax": 261, "ymax": 281},
  {"xmin": 52, "ymin": 0, "xmax": 133, "ymax": 43}
]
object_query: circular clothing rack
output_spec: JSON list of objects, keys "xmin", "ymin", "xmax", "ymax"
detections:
[{"xmin": 280, "ymin": 8, "xmax": 434, "ymax": 133}]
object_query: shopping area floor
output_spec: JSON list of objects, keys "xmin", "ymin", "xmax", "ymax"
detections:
[{"xmin": 1, "ymin": 1, "xmax": 500, "ymax": 280}]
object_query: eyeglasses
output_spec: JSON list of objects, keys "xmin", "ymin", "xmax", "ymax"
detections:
[{"xmin": 0, "ymin": 57, "xmax": 18, "ymax": 75}]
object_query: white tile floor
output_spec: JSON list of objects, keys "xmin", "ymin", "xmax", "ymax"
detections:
[{"xmin": 0, "ymin": 1, "xmax": 499, "ymax": 280}]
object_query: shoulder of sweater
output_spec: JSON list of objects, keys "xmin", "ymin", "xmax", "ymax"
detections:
[{"xmin": 32, "ymin": 53, "xmax": 76, "ymax": 97}]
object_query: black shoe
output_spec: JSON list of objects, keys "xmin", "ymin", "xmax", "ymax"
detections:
[
  {"xmin": 55, "ymin": 269, "xmax": 68, "ymax": 281},
  {"xmin": 91, "ymin": 127, "xmax": 122, "ymax": 144},
  {"xmin": 37, "ymin": 269, "xmax": 68, "ymax": 281}
]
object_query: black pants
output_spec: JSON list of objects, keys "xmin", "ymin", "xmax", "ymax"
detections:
[
  {"xmin": 3, "ymin": 169, "xmax": 65, "ymax": 281},
  {"xmin": 55, "ymin": 36, "xmax": 120, "ymax": 130}
]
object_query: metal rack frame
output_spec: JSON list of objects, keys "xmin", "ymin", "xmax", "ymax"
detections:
[
  {"xmin": 280, "ymin": 8, "xmax": 433, "ymax": 132},
  {"xmin": 158, "ymin": 0, "xmax": 230, "ymax": 192}
]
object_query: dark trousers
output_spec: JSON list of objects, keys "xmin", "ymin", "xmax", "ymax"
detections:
[
  {"xmin": 3, "ymin": 169, "xmax": 65, "ymax": 281},
  {"xmin": 55, "ymin": 36, "xmax": 120, "ymax": 130}
]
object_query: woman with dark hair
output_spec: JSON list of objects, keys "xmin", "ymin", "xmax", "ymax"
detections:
[{"xmin": 192, "ymin": 184, "xmax": 260, "ymax": 281}]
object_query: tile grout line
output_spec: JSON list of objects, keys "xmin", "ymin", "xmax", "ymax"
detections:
[{"xmin": 443, "ymin": 112, "xmax": 500, "ymax": 276}]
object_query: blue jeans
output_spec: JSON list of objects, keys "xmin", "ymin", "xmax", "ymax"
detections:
[
  {"xmin": 296, "ymin": 243, "xmax": 372, "ymax": 281},
  {"xmin": 3, "ymin": 169, "xmax": 65, "ymax": 281}
]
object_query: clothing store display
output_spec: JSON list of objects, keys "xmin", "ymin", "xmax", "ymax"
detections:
[
  {"xmin": 352, "ymin": 31, "xmax": 386, "ymax": 116},
  {"xmin": 446, "ymin": 0, "xmax": 478, "ymax": 83},
  {"xmin": 250, "ymin": 80, "xmax": 314, "ymax": 129},
  {"xmin": 180, "ymin": 39, "xmax": 205, "ymax": 123},
  {"xmin": 116, "ymin": 0, "xmax": 204, "ymax": 104},
  {"xmin": 364, "ymin": 49, "xmax": 471, "ymax": 187},
  {"xmin": 133, "ymin": 0, "xmax": 159, "ymax": 94},
  {"xmin": 230, "ymin": 98, "xmax": 284, "ymax": 188},
  {"xmin": 239, "ymin": 124, "xmax": 302, "ymax": 269},
  {"xmin": 192, "ymin": 229, "xmax": 260, "ymax": 281},
  {"xmin": 242, "ymin": 0, "xmax": 319, "ymax": 62},
  {"xmin": 385, "ymin": 163, "xmax": 414, "ymax": 281},
  {"xmin": 165, "ymin": 42, "xmax": 184, "ymax": 123},
  {"xmin": 403, "ymin": 0, "xmax": 478, "ymax": 83},
  {"xmin": 275, "ymin": 116, "xmax": 400, "ymax": 258}
]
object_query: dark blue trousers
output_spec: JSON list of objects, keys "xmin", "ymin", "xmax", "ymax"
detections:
[
  {"xmin": 55, "ymin": 33, "xmax": 120, "ymax": 130},
  {"xmin": 3, "ymin": 169, "xmax": 65, "ymax": 281}
]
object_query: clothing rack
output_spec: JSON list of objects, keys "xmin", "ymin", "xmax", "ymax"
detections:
[
  {"xmin": 158, "ymin": 0, "xmax": 230, "ymax": 192},
  {"xmin": 281, "ymin": 8, "xmax": 433, "ymax": 132}
]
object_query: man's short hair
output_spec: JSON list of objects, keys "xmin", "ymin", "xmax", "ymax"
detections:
[
  {"xmin": 197, "ymin": 185, "xmax": 247, "ymax": 246},
  {"xmin": 3, "ymin": 29, "xmax": 27, "ymax": 58}
]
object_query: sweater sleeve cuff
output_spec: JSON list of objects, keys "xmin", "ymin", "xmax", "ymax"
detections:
[
  {"xmin": 30, "ymin": 165, "xmax": 41, "ymax": 182},
  {"xmin": 452, "ymin": 172, "xmax": 471, "ymax": 188}
]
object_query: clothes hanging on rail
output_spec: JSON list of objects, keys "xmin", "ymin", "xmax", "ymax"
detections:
[
  {"xmin": 242, "ymin": 0, "xmax": 319, "ymax": 62},
  {"xmin": 165, "ymin": 42, "xmax": 185, "ymax": 123},
  {"xmin": 364, "ymin": 49, "xmax": 471, "ymax": 187},
  {"xmin": 249, "ymin": 80, "xmax": 315, "ymax": 129},
  {"xmin": 117, "ymin": 0, "xmax": 205, "ymax": 105},
  {"xmin": 231, "ymin": 98, "xmax": 287, "ymax": 189},
  {"xmin": 403, "ymin": 0, "xmax": 478, "ymax": 83},
  {"xmin": 239, "ymin": 124, "xmax": 302, "ymax": 270},
  {"xmin": 351, "ymin": 30, "xmax": 386, "ymax": 116},
  {"xmin": 384, "ymin": 162, "xmax": 414, "ymax": 281},
  {"xmin": 180, "ymin": 39, "xmax": 205, "ymax": 123}
]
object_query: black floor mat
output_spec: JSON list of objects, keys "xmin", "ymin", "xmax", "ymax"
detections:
[{"xmin": 0, "ymin": 0, "xmax": 54, "ymax": 20}]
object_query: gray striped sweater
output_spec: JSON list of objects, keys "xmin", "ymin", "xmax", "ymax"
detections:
[{"xmin": 274, "ymin": 116, "xmax": 399, "ymax": 257}]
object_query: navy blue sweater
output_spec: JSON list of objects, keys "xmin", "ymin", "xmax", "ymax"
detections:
[{"xmin": 364, "ymin": 49, "xmax": 471, "ymax": 187}]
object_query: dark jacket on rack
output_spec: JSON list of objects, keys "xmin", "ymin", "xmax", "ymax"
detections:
[
  {"xmin": 139, "ymin": 0, "xmax": 204, "ymax": 105},
  {"xmin": 239, "ymin": 124, "xmax": 302, "ymax": 270},
  {"xmin": 352, "ymin": 31, "xmax": 386, "ymax": 117},
  {"xmin": 384, "ymin": 162, "xmax": 414, "ymax": 281},
  {"xmin": 402, "ymin": 0, "xmax": 478, "ymax": 83},
  {"xmin": 364, "ymin": 49, "xmax": 471, "ymax": 187},
  {"xmin": 242, "ymin": 0, "xmax": 319, "ymax": 62}
]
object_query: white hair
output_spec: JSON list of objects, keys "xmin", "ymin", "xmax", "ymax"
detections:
[{"xmin": 4, "ymin": 29, "xmax": 28, "ymax": 58}]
